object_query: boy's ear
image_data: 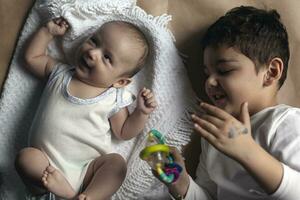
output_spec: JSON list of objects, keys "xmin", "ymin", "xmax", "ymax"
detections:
[
  {"xmin": 112, "ymin": 78, "xmax": 132, "ymax": 88},
  {"xmin": 263, "ymin": 58, "xmax": 283, "ymax": 87}
]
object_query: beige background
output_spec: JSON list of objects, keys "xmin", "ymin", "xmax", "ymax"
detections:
[{"xmin": 1, "ymin": 0, "xmax": 299, "ymax": 175}]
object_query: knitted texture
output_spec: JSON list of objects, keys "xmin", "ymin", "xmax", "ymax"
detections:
[{"xmin": 0, "ymin": 0, "xmax": 198, "ymax": 199}]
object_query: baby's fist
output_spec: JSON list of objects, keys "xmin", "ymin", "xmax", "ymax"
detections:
[
  {"xmin": 137, "ymin": 88, "xmax": 157, "ymax": 115},
  {"xmin": 46, "ymin": 17, "xmax": 69, "ymax": 36}
]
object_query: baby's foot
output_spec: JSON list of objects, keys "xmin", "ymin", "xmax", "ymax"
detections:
[
  {"xmin": 42, "ymin": 166, "xmax": 76, "ymax": 199},
  {"xmin": 77, "ymin": 193, "xmax": 90, "ymax": 200}
]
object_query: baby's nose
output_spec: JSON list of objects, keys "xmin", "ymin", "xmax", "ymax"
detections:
[{"xmin": 86, "ymin": 48, "xmax": 101, "ymax": 61}]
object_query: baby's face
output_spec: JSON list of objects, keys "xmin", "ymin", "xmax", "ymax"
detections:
[
  {"xmin": 203, "ymin": 45, "xmax": 267, "ymax": 117},
  {"xmin": 74, "ymin": 22, "xmax": 145, "ymax": 88}
]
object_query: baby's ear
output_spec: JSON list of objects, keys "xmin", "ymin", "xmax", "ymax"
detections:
[
  {"xmin": 112, "ymin": 78, "xmax": 132, "ymax": 88},
  {"xmin": 263, "ymin": 57, "xmax": 283, "ymax": 87}
]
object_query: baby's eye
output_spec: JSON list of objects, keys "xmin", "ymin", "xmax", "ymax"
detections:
[
  {"xmin": 104, "ymin": 54, "xmax": 112, "ymax": 63},
  {"xmin": 89, "ymin": 37, "xmax": 97, "ymax": 46}
]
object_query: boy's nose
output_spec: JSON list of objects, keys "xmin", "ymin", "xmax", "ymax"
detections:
[{"xmin": 206, "ymin": 75, "xmax": 218, "ymax": 87}]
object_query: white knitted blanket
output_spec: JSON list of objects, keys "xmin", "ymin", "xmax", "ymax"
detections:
[{"xmin": 0, "ymin": 0, "xmax": 198, "ymax": 199}]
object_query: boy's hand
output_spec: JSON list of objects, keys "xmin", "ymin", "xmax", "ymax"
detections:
[
  {"xmin": 136, "ymin": 88, "xmax": 157, "ymax": 115},
  {"xmin": 46, "ymin": 17, "xmax": 69, "ymax": 36},
  {"xmin": 152, "ymin": 147, "xmax": 190, "ymax": 198},
  {"xmin": 192, "ymin": 102, "xmax": 255, "ymax": 161}
]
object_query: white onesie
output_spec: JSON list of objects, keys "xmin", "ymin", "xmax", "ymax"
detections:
[{"xmin": 28, "ymin": 63, "xmax": 135, "ymax": 192}]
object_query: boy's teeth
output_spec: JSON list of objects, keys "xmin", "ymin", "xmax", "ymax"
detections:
[{"xmin": 215, "ymin": 94, "xmax": 224, "ymax": 100}]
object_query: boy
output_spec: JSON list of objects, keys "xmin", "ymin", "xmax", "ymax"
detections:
[
  {"xmin": 15, "ymin": 18, "xmax": 157, "ymax": 200},
  {"xmin": 156, "ymin": 6, "xmax": 300, "ymax": 200}
]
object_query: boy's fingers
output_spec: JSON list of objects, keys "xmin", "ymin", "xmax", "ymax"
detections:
[
  {"xmin": 192, "ymin": 114, "xmax": 222, "ymax": 128},
  {"xmin": 239, "ymin": 102, "xmax": 250, "ymax": 128},
  {"xmin": 169, "ymin": 147, "xmax": 185, "ymax": 165},
  {"xmin": 194, "ymin": 123, "xmax": 217, "ymax": 144},
  {"xmin": 200, "ymin": 103, "xmax": 229, "ymax": 120},
  {"xmin": 194, "ymin": 118, "xmax": 219, "ymax": 138}
]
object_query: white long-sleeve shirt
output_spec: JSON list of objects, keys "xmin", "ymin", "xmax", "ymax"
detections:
[{"xmin": 184, "ymin": 104, "xmax": 300, "ymax": 200}]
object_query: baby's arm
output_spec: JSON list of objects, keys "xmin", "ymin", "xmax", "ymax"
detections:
[
  {"xmin": 110, "ymin": 88, "xmax": 157, "ymax": 140},
  {"xmin": 24, "ymin": 18, "xmax": 68, "ymax": 79}
]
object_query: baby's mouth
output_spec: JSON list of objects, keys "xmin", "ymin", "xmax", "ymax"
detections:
[{"xmin": 79, "ymin": 56, "xmax": 89, "ymax": 69}]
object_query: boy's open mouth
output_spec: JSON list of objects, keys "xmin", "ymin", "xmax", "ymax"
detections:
[
  {"xmin": 211, "ymin": 93, "xmax": 227, "ymax": 106},
  {"xmin": 214, "ymin": 94, "xmax": 225, "ymax": 100}
]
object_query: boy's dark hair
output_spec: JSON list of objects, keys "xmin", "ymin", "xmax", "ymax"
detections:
[{"xmin": 202, "ymin": 6, "xmax": 290, "ymax": 89}]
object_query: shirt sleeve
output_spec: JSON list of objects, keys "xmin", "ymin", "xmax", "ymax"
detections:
[
  {"xmin": 270, "ymin": 164, "xmax": 300, "ymax": 200},
  {"xmin": 172, "ymin": 140, "xmax": 217, "ymax": 200},
  {"xmin": 47, "ymin": 62, "xmax": 72, "ymax": 86},
  {"xmin": 269, "ymin": 109, "xmax": 300, "ymax": 200},
  {"xmin": 182, "ymin": 176, "xmax": 214, "ymax": 200},
  {"xmin": 108, "ymin": 87, "xmax": 136, "ymax": 117}
]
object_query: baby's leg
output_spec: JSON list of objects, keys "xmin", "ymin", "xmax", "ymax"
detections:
[
  {"xmin": 41, "ymin": 165, "xmax": 76, "ymax": 199},
  {"xmin": 78, "ymin": 153, "xmax": 127, "ymax": 200},
  {"xmin": 15, "ymin": 147, "xmax": 50, "ymax": 195},
  {"xmin": 15, "ymin": 147, "xmax": 76, "ymax": 199}
]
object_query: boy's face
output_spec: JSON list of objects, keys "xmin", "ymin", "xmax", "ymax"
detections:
[
  {"xmin": 203, "ymin": 45, "xmax": 267, "ymax": 117},
  {"xmin": 74, "ymin": 22, "xmax": 144, "ymax": 88}
]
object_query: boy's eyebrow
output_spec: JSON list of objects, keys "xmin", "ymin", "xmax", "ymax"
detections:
[
  {"xmin": 216, "ymin": 58, "xmax": 238, "ymax": 64},
  {"xmin": 203, "ymin": 58, "xmax": 238, "ymax": 70}
]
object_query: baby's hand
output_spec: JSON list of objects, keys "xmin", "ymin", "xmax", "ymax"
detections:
[
  {"xmin": 136, "ymin": 88, "xmax": 157, "ymax": 115},
  {"xmin": 46, "ymin": 17, "xmax": 69, "ymax": 36}
]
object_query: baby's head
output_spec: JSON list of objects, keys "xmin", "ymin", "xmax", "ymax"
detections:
[
  {"xmin": 201, "ymin": 6, "xmax": 290, "ymax": 116},
  {"xmin": 75, "ymin": 21, "xmax": 149, "ymax": 88}
]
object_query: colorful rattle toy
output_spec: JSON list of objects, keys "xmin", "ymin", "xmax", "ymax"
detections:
[{"xmin": 139, "ymin": 129, "xmax": 182, "ymax": 183}]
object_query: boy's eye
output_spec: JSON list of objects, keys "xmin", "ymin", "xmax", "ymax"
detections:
[{"xmin": 218, "ymin": 69, "xmax": 233, "ymax": 75}]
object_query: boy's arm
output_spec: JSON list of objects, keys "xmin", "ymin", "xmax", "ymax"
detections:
[
  {"xmin": 192, "ymin": 102, "xmax": 283, "ymax": 194},
  {"xmin": 240, "ymin": 113, "xmax": 300, "ymax": 199},
  {"xmin": 110, "ymin": 88, "xmax": 157, "ymax": 140},
  {"xmin": 24, "ymin": 18, "xmax": 68, "ymax": 79},
  {"xmin": 238, "ymin": 142, "xmax": 283, "ymax": 194},
  {"xmin": 153, "ymin": 147, "xmax": 215, "ymax": 200}
]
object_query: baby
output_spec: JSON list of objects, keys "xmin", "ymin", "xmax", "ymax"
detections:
[{"xmin": 15, "ymin": 18, "xmax": 157, "ymax": 200}]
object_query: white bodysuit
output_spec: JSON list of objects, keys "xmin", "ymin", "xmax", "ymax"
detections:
[
  {"xmin": 28, "ymin": 63, "xmax": 135, "ymax": 192},
  {"xmin": 180, "ymin": 104, "xmax": 300, "ymax": 200}
]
